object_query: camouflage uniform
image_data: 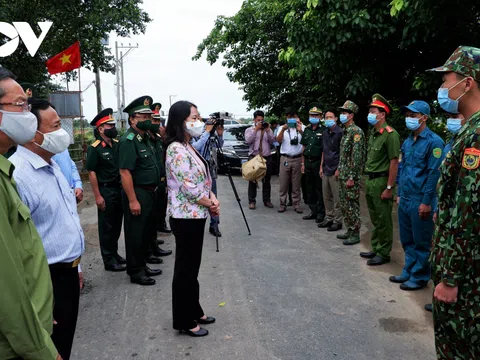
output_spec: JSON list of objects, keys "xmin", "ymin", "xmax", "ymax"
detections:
[
  {"xmin": 336, "ymin": 101, "xmax": 366, "ymax": 244},
  {"xmin": 427, "ymin": 46, "xmax": 480, "ymax": 359}
]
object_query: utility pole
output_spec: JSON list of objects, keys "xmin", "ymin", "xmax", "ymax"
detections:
[
  {"xmin": 94, "ymin": 69, "xmax": 102, "ymax": 113},
  {"xmin": 115, "ymin": 41, "xmax": 121, "ymax": 126},
  {"xmin": 120, "ymin": 51, "xmax": 126, "ymax": 112},
  {"xmin": 115, "ymin": 41, "xmax": 138, "ymax": 129}
]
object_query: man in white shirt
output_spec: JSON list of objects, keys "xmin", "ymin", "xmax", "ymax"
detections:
[{"xmin": 276, "ymin": 107, "xmax": 305, "ymax": 213}]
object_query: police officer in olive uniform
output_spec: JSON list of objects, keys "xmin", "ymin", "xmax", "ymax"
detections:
[
  {"xmin": 301, "ymin": 103, "xmax": 327, "ymax": 223},
  {"xmin": 86, "ymin": 108, "xmax": 126, "ymax": 271},
  {"xmin": 360, "ymin": 94, "xmax": 400, "ymax": 266},
  {"xmin": 118, "ymin": 96, "xmax": 162, "ymax": 286}
]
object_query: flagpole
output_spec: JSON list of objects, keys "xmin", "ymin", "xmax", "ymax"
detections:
[{"xmin": 78, "ymin": 67, "xmax": 86, "ymax": 167}]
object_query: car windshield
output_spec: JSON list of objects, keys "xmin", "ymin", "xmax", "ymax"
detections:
[{"xmin": 223, "ymin": 126, "xmax": 249, "ymax": 142}]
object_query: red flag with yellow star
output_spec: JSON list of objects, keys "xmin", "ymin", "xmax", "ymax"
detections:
[{"xmin": 46, "ymin": 41, "xmax": 81, "ymax": 75}]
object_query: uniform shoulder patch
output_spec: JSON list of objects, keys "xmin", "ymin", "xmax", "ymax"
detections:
[
  {"xmin": 92, "ymin": 139, "xmax": 101, "ymax": 147},
  {"xmin": 462, "ymin": 147, "xmax": 480, "ymax": 170},
  {"xmin": 385, "ymin": 126, "xmax": 394, "ymax": 133},
  {"xmin": 354, "ymin": 134, "xmax": 361, "ymax": 142},
  {"xmin": 126, "ymin": 133, "xmax": 135, "ymax": 141},
  {"xmin": 432, "ymin": 148, "xmax": 442, "ymax": 159}
]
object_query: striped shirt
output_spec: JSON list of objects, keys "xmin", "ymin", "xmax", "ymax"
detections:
[{"xmin": 9, "ymin": 146, "xmax": 85, "ymax": 265}]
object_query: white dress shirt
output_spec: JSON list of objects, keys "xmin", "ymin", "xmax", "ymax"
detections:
[
  {"xmin": 10, "ymin": 146, "xmax": 85, "ymax": 265},
  {"xmin": 279, "ymin": 125, "xmax": 306, "ymax": 156}
]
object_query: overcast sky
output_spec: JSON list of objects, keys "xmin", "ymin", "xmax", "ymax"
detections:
[{"xmin": 66, "ymin": 0, "xmax": 252, "ymax": 121}]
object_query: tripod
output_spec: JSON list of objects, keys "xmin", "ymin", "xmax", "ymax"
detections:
[{"xmin": 202, "ymin": 131, "xmax": 252, "ymax": 252}]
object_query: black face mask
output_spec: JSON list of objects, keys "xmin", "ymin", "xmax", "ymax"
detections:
[{"xmin": 103, "ymin": 128, "xmax": 118, "ymax": 139}]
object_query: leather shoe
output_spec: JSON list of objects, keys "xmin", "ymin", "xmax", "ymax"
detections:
[
  {"xmin": 294, "ymin": 208, "xmax": 303, "ymax": 214},
  {"xmin": 179, "ymin": 327, "xmax": 209, "ymax": 337},
  {"xmin": 315, "ymin": 217, "xmax": 324, "ymax": 224},
  {"xmin": 367, "ymin": 256, "xmax": 390, "ymax": 266},
  {"xmin": 424, "ymin": 304, "xmax": 433, "ymax": 313},
  {"xmin": 145, "ymin": 267, "xmax": 162, "ymax": 277},
  {"xmin": 278, "ymin": 207, "xmax": 286, "ymax": 213},
  {"xmin": 115, "ymin": 254, "xmax": 127, "ymax": 264},
  {"xmin": 264, "ymin": 201, "xmax": 274, "ymax": 208},
  {"xmin": 389, "ymin": 275, "xmax": 409, "ymax": 283},
  {"xmin": 318, "ymin": 220, "xmax": 333, "ymax": 228},
  {"xmin": 154, "ymin": 248, "xmax": 172, "ymax": 257},
  {"xmin": 302, "ymin": 213, "xmax": 317, "ymax": 220},
  {"xmin": 399, "ymin": 280, "xmax": 427, "ymax": 291},
  {"xmin": 359, "ymin": 251, "xmax": 376, "ymax": 259},
  {"xmin": 131, "ymin": 276, "xmax": 156, "ymax": 286},
  {"xmin": 104, "ymin": 263, "xmax": 127, "ymax": 272},
  {"xmin": 156, "ymin": 238, "xmax": 165, "ymax": 245},
  {"xmin": 145, "ymin": 255, "xmax": 163, "ymax": 264},
  {"xmin": 249, "ymin": 202, "xmax": 256, "ymax": 210},
  {"xmin": 327, "ymin": 223, "xmax": 342, "ymax": 232},
  {"xmin": 209, "ymin": 226, "xmax": 222, "ymax": 237},
  {"xmin": 197, "ymin": 316, "xmax": 216, "ymax": 324}
]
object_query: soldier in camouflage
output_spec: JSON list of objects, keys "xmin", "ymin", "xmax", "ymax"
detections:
[
  {"xmin": 336, "ymin": 101, "xmax": 366, "ymax": 245},
  {"xmin": 427, "ymin": 46, "xmax": 480, "ymax": 359}
]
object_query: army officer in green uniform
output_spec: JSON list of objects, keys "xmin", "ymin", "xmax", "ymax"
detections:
[
  {"xmin": 118, "ymin": 96, "xmax": 162, "ymax": 286},
  {"xmin": 86, "ymin": 108, "xmax": 126, "ymax": 272},
  {"xmin": 360, "ymin": 94, "xmax": 400, "ymax": 266}
]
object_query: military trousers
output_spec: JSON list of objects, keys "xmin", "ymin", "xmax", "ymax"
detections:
[
  {"xmin": 122, "ymin": 187, "xmax": 156, "ymax": 278},
  {"xmin": 148, "ymin": 182, "xmax": 166, "ymax": 256},
  {"xmin": 339, "ymin": 177, "xmax": 361, "ymax": 233},
  {"xmin": 398, "ymin": 197, "xmax": 433, "ymax": 284},
  {"xmin": 303, "ymin": 159, "xmax": 325, "ymax": 219},
  {"xmin": 322, "ymin": 174, "xmax": 342, "ymax": 224},
  {"xmin": 365, "ymin": 176, "xmax": 393, "ymax": 260},
  {"xmin": 97, "ymin": 186, "xmax": 123, "ymax": 266},
  {"xmin": 157, "ymin": 187, "xmax": 168, "ymax": 232}
]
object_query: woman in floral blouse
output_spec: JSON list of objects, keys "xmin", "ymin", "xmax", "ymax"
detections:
[{"xmin": 165, "ymin": 101, "xmax": 220, "ymax": 337}]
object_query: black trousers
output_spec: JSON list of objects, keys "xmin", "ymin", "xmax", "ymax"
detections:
[
  {"xmin": 148, "ymin": 183, "xmax": 166, "ymax": 256},
  {"xmin": 157, "ymin": 184, "xmax": 168, "ymax": 231},
  {"xmin": 170, "ymin": 217, "xmax": 207, "ymax": 330},
  {"xmin": 98, "ymin": 186, "xmax": 123, "ymax": 265},
  {"xmin": 304, "ymin": 159, "xmax": 325, "ymax": 219},
  {"xmin": 50, "ymin": 267, "xmax": 80, "ymax": 360},
  {"xmin": 248, "ymin": 155, "xmax": 273, "ymax": 203}
]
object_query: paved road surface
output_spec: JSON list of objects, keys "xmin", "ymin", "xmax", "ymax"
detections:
[{"xmin": 72, "ymin": 175, "xmax": 435, "ymax": 360}]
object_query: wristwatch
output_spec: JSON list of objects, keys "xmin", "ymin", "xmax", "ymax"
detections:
[{"xmin": 386, "ymin": 185, "xmax": 393, "ymax": 190}]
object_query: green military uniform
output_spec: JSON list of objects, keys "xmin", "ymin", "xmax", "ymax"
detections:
[
  {"xmin": 301, "ymin": 104, "xmax": 326, "ymax": 221},
  {"xmin": 118, "ymin": 96, "xmax": 161, "ymax": 283},
  {"xmin": 364, "ymin": 94, "xmax": 400, "ymax": 261},
  {"xmin": 427, "ymin": 46, "xmax": 480, "ymax": 359},
  {"xmin": 336, "ymin": 101, "xmax": 366, "ymax": 244},
  {"xmin": 85, "ymin": 108, "xmax": 124, "ymax": 268}
]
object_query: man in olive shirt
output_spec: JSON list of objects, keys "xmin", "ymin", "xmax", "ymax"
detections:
[
  {"xmin": 118, "ymin": 96, "xmax": 162, "ymax": 286},
  {"xmin": 360, "ymin": 94, "xmax": 400, "ymax": 266},
  {"xmin": 0, "ymin": 67, "xmax": 60, "ymax": 359},
  {"xmin": 86, "ymin": 108, "xmax": 126, "ymax": 272}
]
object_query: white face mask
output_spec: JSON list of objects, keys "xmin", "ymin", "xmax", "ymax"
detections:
[
  {"xmin": 35, "ymin": 128, "xmax": 70, "ymax": 154},
  {"xmin": 185, "ymin": 120, "xmax": 204, "ymax": 137},
  {"xmin": 0, "ymin": 110, "xmax": 37, "ymax": 144}
]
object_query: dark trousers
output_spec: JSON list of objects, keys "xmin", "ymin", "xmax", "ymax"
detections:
[
  {"xmin": 98, "ymin": 186, "xmax": 123, "ymax": 266},
  {"xmin": 147, "ymin": 183, "xmax": 166, "ymax": 256},
  {"xmin": 122, "ymin": 187, "xmax": 156, "ymax": 278},
  {"xmin": 210, "ymin": 177, "xmax": 219, "ymax": 228},
  {"xmin": 50, "ymin": 267, "xmax": 80, "ymax": 360},
  {"xmin": 304, "ymin": 159, "xmax": 325, "ymax": 219},
  {"xmin": 170, "ymin": 217, "xmax": 207, "ymax": 330},
  {"xmin": 248, "ymin": 155, "xmax": 273, "ymax": 204},
  {"xmin": 157, "ymin": 186, "xmax": 168, "ymax": 231}
]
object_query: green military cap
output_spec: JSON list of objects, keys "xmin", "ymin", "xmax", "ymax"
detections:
[
  {"xmin": 338, "ymin": 100, "xmax": 359, "ymax": 114},
  {"xmin": 90, "ymin": 108, "xmax": 115, "ymax": 127},
  {"xmin": 123, "ymin": 96, "xmax": 154, "ymax": 116},
  {"xmin": 151, "ymin": 102, "xmax": 162, "ymax": 119},
  {"xmin": 369, "ymin": 93, "xmax": 392, "ymax": 115},
  {"xmin": 20, "ymin": 82, "xmax": 35, "ymax": 98},
  {"xmin": 427, "ymin": 46, "xmax": 480, "ymax": 82},
  {"xmin": 308, "ymin": 102, "xmax": 323, "ymax": 114}
]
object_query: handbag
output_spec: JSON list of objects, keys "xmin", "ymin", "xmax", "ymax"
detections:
[{"xmin": 242, "ymin": 130, "xmax": 267, "ymax": 182}]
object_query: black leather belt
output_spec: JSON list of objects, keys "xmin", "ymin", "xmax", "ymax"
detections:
[
  {"xmin": 364, "ymin": 172, "xmax": 389, "ymax": 180},
  {"xmin": 99, "ymin": 182, "xmax": 121, "ymax": 188},
  {"xmin": 49, "ymin": 256, "xmax": 81, "ymax": 269},
  {"xmin": 281, "ymin": 154, "xmax": 302, "ymax": 159}
]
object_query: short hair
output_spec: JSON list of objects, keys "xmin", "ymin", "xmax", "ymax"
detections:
[
  {"xmin": 253, "ymin": 110, "xmax": 264, "ymax": 119},
  {"xmin": 0, "ymin": 67, "xmax": 16, "ymax": 101},
  {"xmin": 284, "ymin": 107, "xmax": 297, "ymax": 117},
  {"xmin": 324, "ymin": 109, "xmax": 337, "ymax": 118},
  {"xmin": 28, "ymin": 98, "xmax": 55, "ymax": 125},
  {"xmin": 270, "ymin": 120, "xmax": 278, "ymax": 125},
  {"xmin": 164, "ymin": 100, "xmax": 197, "ymax": 147}
]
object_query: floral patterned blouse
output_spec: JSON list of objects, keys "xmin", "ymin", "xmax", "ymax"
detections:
[{"xmin": 166, "ymin": 141, "xmax": 212, "ymax": 219}]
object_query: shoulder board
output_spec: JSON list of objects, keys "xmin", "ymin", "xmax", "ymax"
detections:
[
  {"xmin": 92, "ymin": 140, "xmax": 101, "ymax": 148},
  {"xmin": 379, "ymin": 128, "xmax": 385, "ymax": 135},
  {"xmin": 113, "ymin": 138, "xmax": 119, "ymax": 143},
  {"xmin": 385, "ymin": 126, "xmax": 394, "ymax": 133},
  {"xmin": 126, "ymin": 133, "xmax": 135, "ymax": 141}
]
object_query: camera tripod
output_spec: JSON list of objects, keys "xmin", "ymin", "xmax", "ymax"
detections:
[{"xmin": 202, "ymin": 131, "xmax": 252, "ymax": 252}]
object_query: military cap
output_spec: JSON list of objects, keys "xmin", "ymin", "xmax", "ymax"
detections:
[
  {"xmin": 20, "ymin": 82, "xmax": 35, "ymax": 98},
  {"xmin": 338, "ymin": 100, "xmax": 359, "ymax": 114},
  {"xmin": 427, "ymin": 46, "xmax": 480, "ymax": 82},
  {"xmin": 90, "ymin": 108, "xmax": 115, "ymax": 127},
  {"xmin": 308, "ymin": 102, "xmax": 323, "ymax": 114},
  {"xmin": 151, "ymin": 102, "xmax": 162, "ymax": 119},
  {"xmin": 123, "ymin": 96, "xmax": 154, "ymax": 116},
  {"xmin": 368, "ymin": 93, "xmax": 392, "ymax": 115},
  {"xmin": 401, "ymin": 100, "xmax": 431, "ymax": 116}
]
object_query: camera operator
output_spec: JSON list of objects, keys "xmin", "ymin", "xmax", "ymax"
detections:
[
  {"xmin": 245, "ymin": 110, "xmax": 275, "ymax": 210},
  {"xmin": 191, "ymin": 116, "xmax": 224, "ymax": 237}
]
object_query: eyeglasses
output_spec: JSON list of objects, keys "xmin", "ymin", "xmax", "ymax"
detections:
[{"xmin": 0, "ymin": 101, "xmax": 32, "ymax": 112}]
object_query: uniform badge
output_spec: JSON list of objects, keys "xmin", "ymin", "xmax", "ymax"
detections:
[
  {"xmin": 126, "ymin": 133, "xmax": 135, "ymax": 141},
  {"xmin": 136, "ymin": 134, "xmax": 143, "ymax": 142},
  {"xmin": 462, "ymin": 148, "xmax": 480, "ymax": 170},
  {"xmin": 446, "ymin": 151, "xmax": 452, "ymax": 159},
  {"xmin": 432, "ymin": 148, "xmax": 442, "ymax": 159},
  {"xmin": 354, "ymin": 134, "xmax": 361, "ymax": 142},
  {"xmin": 144, "ymin": 98, "xmax": 151, "ymax": 106}
]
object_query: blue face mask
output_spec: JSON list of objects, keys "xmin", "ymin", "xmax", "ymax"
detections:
[
  {"xmin": 446, "ymin": 118, "xmax": 462, "ymax": 135},
  {"xmin": 339, "ymin": 114, "xmax": 348, "ymax": 124},
  {"xmin": 367, "ymin": 113, "xmax": 378, "ymax": 126},
  {"xmin": 309, "ymin": 117, "xmax": 319, "ymax": 125},
  {"xmin": 437, "ymin": 78, "xmax": 467, "ymax": 114},
  {"xmin": 287, "ymin": 118, "xmax": 297, "ymax": 128},
  {"xmin": 325, "ymin": 119, "xmax": 336, "ymax": 128},
  {"xmin": 405, "ymin": 117, "xmax": 421, "ymax": 131}
]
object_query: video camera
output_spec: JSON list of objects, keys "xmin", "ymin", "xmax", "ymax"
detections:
[{"xmin": 206, "ymin": 111, "xmax": 233, "ymax": 128}]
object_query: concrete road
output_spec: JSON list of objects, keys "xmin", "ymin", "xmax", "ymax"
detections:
[{"xmin": 72, "ymin": 175, "xmax": 435, "ymax": 360}]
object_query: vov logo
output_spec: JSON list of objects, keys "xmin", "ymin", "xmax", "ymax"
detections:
[{"xmin": 0, "ymin": 22, "xmax": 53, "ymax": 57}]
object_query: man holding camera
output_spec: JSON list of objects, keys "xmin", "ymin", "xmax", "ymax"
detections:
[
  {"xmin": 245, "ymin": 110, "xmax": 275, "ymax": 210},
  {"xmin": 191, "ymin": 116, "xmax": 224, "ymax": 236}
]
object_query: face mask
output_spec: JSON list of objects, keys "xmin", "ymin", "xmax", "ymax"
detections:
[
  {"xmin": 287, "ymin": 119, "xmax": 297, "ymax": 128},
  {"xmin": 339, "ymin": 114, "xmax": 349, "ymax": 124},
  {"xmin": 103, "ymin": 128, "xmax": 118, "ymax": 139},
  {"xmin": 405, "ymin": 117, "xmax": 421, "ymax": 131},
  {"xmin": 367, "ymin": 113, "xmax": 378, "ymax": 126},
  {"xmin": 0, "ymin": 110, "xmax": 37, "ymax": 144},
  {"xmin": 150, "ymin": 124, "xmax": 160, "ymax": 133},
  {"xmin": 35, "ymin": 128, "xmax": 70, "ymax": 154},
  {"xmin": 309, "ymin": 117, "xmax": 319, "ymax": 125},
  {"xmin": 446, "ymin": 118, "xmax": 463, "ymax": 135},
  {"xmin": 185, "ymin": 120, "xmax": 204, "ymax": 137},
  {"xmin": 437, "ymin": 78, "xmax": 467, "ymax": 114},
  {"xmin": 325, "ymin": 119, "xmax": 336, "ymax": 128},
  {"xmin": 135, "ymin": 119, "xmax": 152, "ymax": 131}
]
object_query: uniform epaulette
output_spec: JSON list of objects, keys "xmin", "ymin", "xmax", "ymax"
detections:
[
  {"xmin": 113, "ymin": 138, "xmax": 119, "ymax": 143},
  {"xmin": 126, "ymin": 133, "xmax": 135, "ymax": 141},
  {"xmin": 92, "ymin": 140, "xmax": 101, "ymax": 148},
  {"xmin": 385, "ymin": 126, "xmax": 394, "ymax": 133}
]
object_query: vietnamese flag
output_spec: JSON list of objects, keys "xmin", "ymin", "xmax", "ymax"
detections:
[{"xmin": 46, "ymin": 41, "xmax": 81, "ymax": 75}]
